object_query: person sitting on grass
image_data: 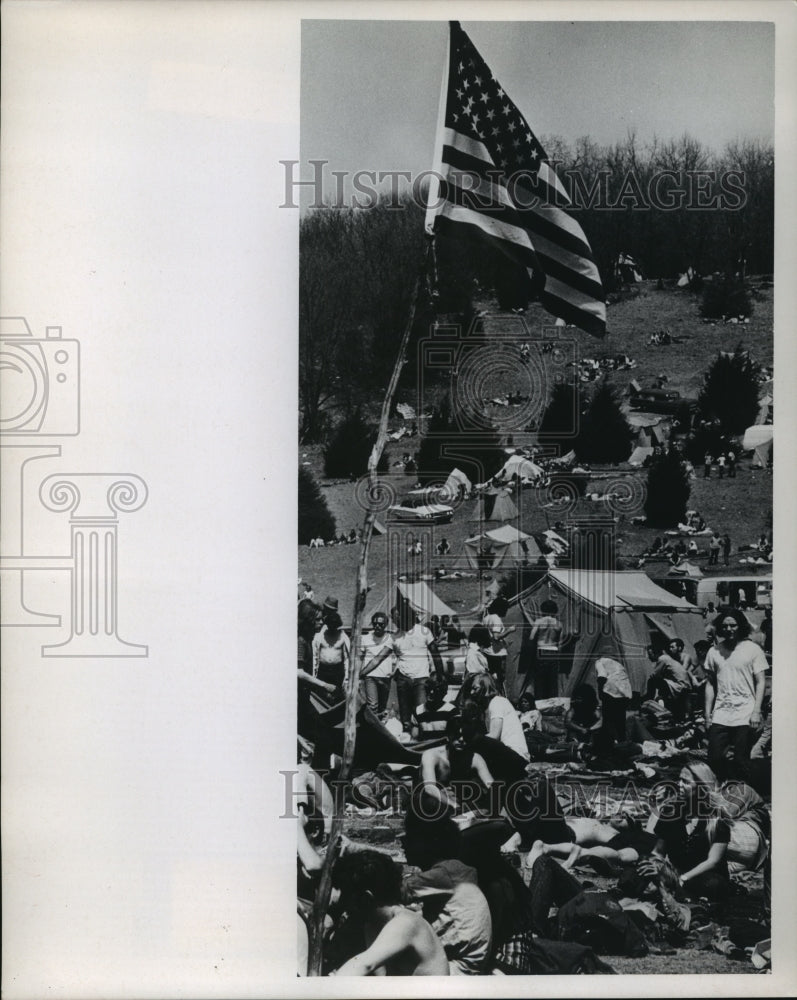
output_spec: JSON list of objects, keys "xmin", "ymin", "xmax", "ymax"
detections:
[
  {"xmin": 564, "ymin": 683, "xmax": 603, "ymax": 748},
  {"xmin": 402, "ymin": 852, "xmax": 493, "ymax": 975},
  {"xmin": 645, "ymin": 643, "xmax": 692, "ymax": 722},
  {"xmin": 413, "ymin": 675, "xmax": 456, "ymax": 739},
  {"xmin": 466, "ymin": 672, "xmax": 530, "ymax": 761},
  {"xmin": 330, "ymin": 850, "xmax": 449, "ymax": 976},
  {"xmin": 464, "ymin": 624, "xmax": 491, "ymax": 676},
  {"xmin": 634, "ymin": 764, "xmax": 733, "ymax": 903},
  {"xmin": 517, "ymin": 692, "xmax": 542, "ymax": 733}
]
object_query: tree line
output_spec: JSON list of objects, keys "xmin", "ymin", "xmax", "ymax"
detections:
[{"xmin": 299, "ymin": 133, "xmax": 773, "ymax": 443}]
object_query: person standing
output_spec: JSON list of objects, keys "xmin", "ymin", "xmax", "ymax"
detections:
[
  {"xmin": 760, "ymin": 607, "xmax": 772, "ymax": 656},
  {"xmin": 525, "ymin": 599, "xmax": 563, "ymax": 699},
  {"xmin": 708, "ymin": 533, "xmax": 721, "ymax": 566},
  {"xmin": 703, "ymin": 453, "xmax": 712, "ymax": 479},
  {"xmin": 717, "ymin": 453, "xmax": 726, "ymax": 479},
  {"xmin": 368, "ymin": 604, "xmax": 444, "ymax": 732},
  {"xmin": 360, "ymin": 612, "xmax": 395, "ymax": 718},
  {"xmin": 722, "ymin": 533, "xmax": 732, "ymax": 567},
  {"xmin": 726, "ymin": 450, "xmax": 737, "ymax": 478},
  {"xmin": 594, "ymin": 656, "xmax": 632, "ymax": 746},
  {"xmin": 312, "ymin": 610, "xmax": 350, "ymax": 691},
  {"xmin": 704, "ymin": 608, "xmax": 767, "ymax": 782}
]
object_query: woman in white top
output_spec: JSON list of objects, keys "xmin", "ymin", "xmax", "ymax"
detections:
[{"xmin": 466, "ymin": 672, "xmax": 530, "ymax": 761}]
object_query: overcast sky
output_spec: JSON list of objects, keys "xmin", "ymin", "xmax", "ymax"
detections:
[{"xmin": 301, "ymin": 19, "xmax": 774, "ymax": 189}]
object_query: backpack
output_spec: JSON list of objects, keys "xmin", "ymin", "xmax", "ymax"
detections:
[{"xmin": 556, "ymin": 891, "xmax": 649, "ymax": 957}]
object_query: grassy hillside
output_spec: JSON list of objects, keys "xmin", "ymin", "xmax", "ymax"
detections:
[{"xmin": 298, "ymin": 282, "xmax": 773, "ymax": 625}]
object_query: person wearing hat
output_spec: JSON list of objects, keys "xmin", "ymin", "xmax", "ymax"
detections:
[
  {"xmin": 321, "ymin": 595, "xmax": 339, "ymax": 623},
  {"xmin": 312, "ymin": 607, "xmax": 350, "ymax": 692}
]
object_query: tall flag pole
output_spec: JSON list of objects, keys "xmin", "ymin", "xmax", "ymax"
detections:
[{"xmin": 425, "ymin": 21, "xmax": 606, "ymax": 338}]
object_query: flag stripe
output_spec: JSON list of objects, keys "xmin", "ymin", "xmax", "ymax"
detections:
[
  {"xmin": 426, "ymin": 21, "xmax": 606, "ymax": 337},
  {"xmin": 440, "ymin": 138, "xmax": 567, "ymax": 223},
  {"xmin": 440, "ymin": 163, "xmax": 596, "ymax": 263},
  {"xmin": 439, "ymin": 178, "xmax": 603, "ymax": 298},
  {"xmin": 434, "ymin": 214, "xmax": 605, "ymax": 336}
]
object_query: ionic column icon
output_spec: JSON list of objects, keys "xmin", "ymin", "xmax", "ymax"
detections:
[{"xmin": 39, "ymin": 474, "xmax": 148, "ymax": 657}]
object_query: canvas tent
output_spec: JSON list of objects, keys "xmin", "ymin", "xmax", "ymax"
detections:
[
  {"xmin": 456, "ymin": 524, "xmax": 542, "ymax": 570},
  {"xmin": 501, "ymin": 569, "xmax": 705, "ymax": 699},
  {"xmin": 627, "ymin": 412, "xmax": 670, "ymax": 448},
  {"xmin": 743, "ymin": 424, "xmax": 773, "ymax": 468},
  {"xmin": 628, "ymin": 446, "xmax": 654, "ymax": 467},
  {"xmin": 443, "ymin": 467, "xmax": 472, "ymax": 501},
  {"xmin": 471, "ymin": 487, "xmax": 518, "ymax": 522},
  {"xmin": 365, "ymin": 579, "xmax": 455, "ymax": 623},
  {"xmin": 496, "ymin": 453, "xmax": 544, "ymax": 482}
]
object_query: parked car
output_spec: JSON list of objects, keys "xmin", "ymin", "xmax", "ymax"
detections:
[{"xmin": 386, "ymin": 502, "xmax": 454, "ymax": 524}]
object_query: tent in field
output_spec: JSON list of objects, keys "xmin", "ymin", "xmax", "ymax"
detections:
[
  {"xmin": 456, "ymin": 524, "xmax": 542, "ymax": 570},
  {"xmin": 628, "ymin": 446, "xmax": 654, "ymax": 467},
  {"xmin": 501, "ymin": 569, "xmax": 705, "ymax": 700},
  {"xmin": 496, "ymin": 453, "xmax": 544, "ymax": 483},
  {"xmin": 365, "ymin": 579, "xmax": 456, "ymax": 624},
  {"xmin": 471, "ymin": 487, "xmax": 518, "ymax": 522},
  {"xmin": 442, "ymin": 467, "xmax": 472, "ymax": 501},
  {"xmin": 743, "ymin": 424, "xmax": 773, "ymax": 468}
]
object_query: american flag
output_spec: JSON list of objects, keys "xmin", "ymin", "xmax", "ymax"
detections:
[{"xmin": 425, "ymin": 22, "xmax": 606, "ymax": 338}]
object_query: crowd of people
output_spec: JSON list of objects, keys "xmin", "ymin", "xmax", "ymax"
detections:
[{"xmin": 296, "ymin": 583, "xmax": 772, "ymax": 976}]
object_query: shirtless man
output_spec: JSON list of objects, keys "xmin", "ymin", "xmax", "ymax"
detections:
[
  {"xmin": 331, "ymin": 850, "xmax": 449, "ymax": 976},
  {"xmin": 525, "ymin": 812, "xmax": 660, "ymax": 872}
]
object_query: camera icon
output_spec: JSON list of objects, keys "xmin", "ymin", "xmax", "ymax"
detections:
[
  {"xmin": 416, "ymin": 317, "xmax": 579, "ymax": 441},
  {"xmin": 0, "ymin": 317, "xmax": 80, "ymax": 436}
]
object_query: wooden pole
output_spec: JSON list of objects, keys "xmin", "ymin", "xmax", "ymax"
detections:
[{"xmin": 306, "ymin": 238, "xmax": 432, "ymax": 975}]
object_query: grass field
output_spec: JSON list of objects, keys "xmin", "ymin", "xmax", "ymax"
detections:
[{"xmin": 299, "ymin": 281, "xmax": 773, "ymax": 624}]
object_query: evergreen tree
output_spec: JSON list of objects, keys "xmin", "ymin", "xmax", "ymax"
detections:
[
  {"xmin": 575, "ymin": 381, "xmax": 634, "ymax": 464},
  {"xmin": 323, "ymin": 409, "xmax": 388, "ymax": 479},
  {"xmin": 697, "ymin": 344, "xmax": 762, "ymax": 435},
  {"xmin": 416, "ymin": 393, "xmax": 505, "ymax": 486},
  {"xmin": 644, "ymin": 448, "xmax": 691, "ymax": 528},
  {"xmin": 298, "ymin": 467, "xmax": 336, "ymax": 544},
  {"xmin": 538, "ymin": 383, "xmax": 580, "ymax": 458},
  {"xmin": 700, "ymin": 276, "xmax": 753, "ymax": 320}
]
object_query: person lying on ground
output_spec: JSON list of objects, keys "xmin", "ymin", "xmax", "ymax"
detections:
[
  {"xmin": 524, "ymin": 810, "xmax": 669, "ymax": 873},
  {"xmin": 330, "ymin": 850, "xmax": 450, "ymax": 976}
]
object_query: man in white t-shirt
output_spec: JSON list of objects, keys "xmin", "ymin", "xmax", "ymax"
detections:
[
  {"xmin": 594, "ymin": 656, "xmax": 632, "ymax": 746},
  {"xmin": 368, "ymin": 605, "xmax": 444, "ymax": 731},
  {"xmin": 704, "ymin": 609, "xmax": 767, "ymax": 782},
  {"xmin": 360, "ymin": 612, "xmax": 395, "ymax": 718}
]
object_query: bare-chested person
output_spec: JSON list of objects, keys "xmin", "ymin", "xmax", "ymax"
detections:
[
  {"xmin": 331, "ymin": 850, "xmax": 449, "ymax": 976},
  {"xmin": 526, "ymin": 812, "xmax": 661, "ymax": 872}
]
